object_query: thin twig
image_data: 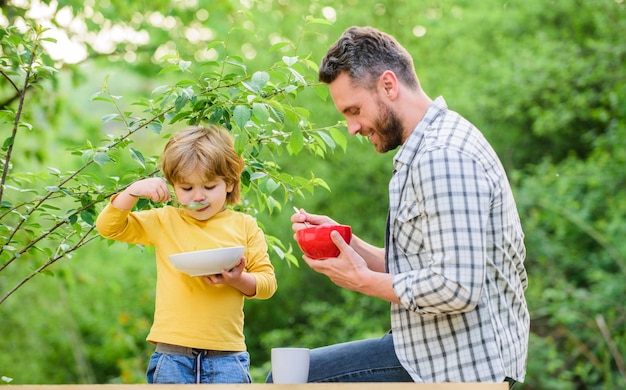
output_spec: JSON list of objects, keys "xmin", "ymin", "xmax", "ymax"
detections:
[
  {"xmin": 0, "ymin": 109, "xmax": 165, "ymax": 267},
  {"xmin": 0, "ymin": 168, "xmax": 160, "ymax": 272},
  {"xmin": 0, "ymin": 37, "xmax": 38, "ymax": 205},
  {"xmin": 0, "ymin": 226, "xmax": 98, "ymax": 305},
  {"xmin": 595, "ymin": 314, "xmax": 626, "ymax": 378}
]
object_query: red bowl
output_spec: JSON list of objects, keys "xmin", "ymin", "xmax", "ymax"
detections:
[{"xmin": 295, "ymin": 225, "xmax": 352, "ymax": 260}]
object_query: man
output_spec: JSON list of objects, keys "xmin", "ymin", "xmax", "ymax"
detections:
[{"xmin": 283, "ymin": 26, "xmax": 529, "ymax": 387}]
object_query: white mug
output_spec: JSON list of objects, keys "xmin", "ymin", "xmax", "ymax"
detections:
[{"xmin": 271, "ymin": 347, "xmax": 310, "ymax": 384}]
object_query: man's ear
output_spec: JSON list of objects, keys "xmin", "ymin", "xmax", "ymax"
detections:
[{"xmin": 379, "ymin": 70, "xmax": 399, "ymax": 99}]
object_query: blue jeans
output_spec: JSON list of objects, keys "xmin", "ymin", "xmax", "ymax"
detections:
[
  {"xmin": 266, "ymin": 333, "xmax": 413, "ymax": 382},
  {"xmin": 147, "ymin": 351, "xmax": 251, "ymax": 384},
  {"xmin": 265, "ymin": 333, "xmax": 517, "ymax": 388}
]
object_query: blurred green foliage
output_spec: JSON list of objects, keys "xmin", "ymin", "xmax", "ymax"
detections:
[{"xmin": 1, "ymin": 0, "xmax": 625, "ymax": 388}]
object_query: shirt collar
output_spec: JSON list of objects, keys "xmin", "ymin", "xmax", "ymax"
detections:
[{"xmin": 393, "ymin": 96, "xmax": 448, "ymax": 169}]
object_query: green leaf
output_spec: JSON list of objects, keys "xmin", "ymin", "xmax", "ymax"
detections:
[
  {"xmin": 252, "ymin": 103, "xmax": 270, "ymax": 123},
  {"xmin": 317, "ymin": 131, "xmax": 336, "ymax": 149},
  {"xmin": 305, "ymin": 16, "xmax": 333, "ymax": 25},
  {"xmin": 329, "ymin": 127, "xmax": 348, "ymax": 151},
  {"xmin": 205, "ymin": 41, "xmax": 224, "ymax": 51},
  {"xmin": 313, "ymin": 84, "xmax": 329, "ymax": 101},
  {"xmin": 18, "ymin": 122, "xmax": 33, "ymax": 131},
  {"xmin": 157, "ymin": 54, "xmax": 179, "ymax": 61},
  {"xmin": 284, "ymin": 85, "xmax": 298, "ymax": 94},
  {"xmin": 101, "ymin": 113, "xmax": 120, "ymax": 124},
  {"xmin": 312, "ymin": 177, "xmax": 331, "ymax": 192},
  {"xmin": 250, "ymin": 172, "xmax": 267, "ymax": 181},
  {"xmin": 289, "ymin": 127, "xmax": 304, "ymax": 154},
  {"xmin": 234, "ymin": 131, "xmax": 249, "ymax": 154},
  {"xmin": 168, "ymin": 110, "xmax": 192, "ymax": 124},
  {"xmin": 147, "ymin": 121, "xmax": 162, "ymax": 134},
  {"xmin": 225, "ymin": 59, "xmax": 247, "ymax": 71},
  {"xmin": 93, "ymin": 152, "xmax": 113, "ymax": 167},
  {"xmin": 240, "ymin": 169, "xmax": 251, "ymax": 187},
  {"xmin": 175, "ymin": 79, "xmax": 196, "ymax": 87},
  {"xmin": 267, "ymin": 103, "xmax": 285, "ymax": 123},
  {"xmin": 47, "ymin": 166, "xmax": 61, "ymax": 175},
  {"xmin": 263, "ymin": 178, "xmax": 280, "ymax": 194},
  {"xmin": 243, "ymin": 72, "xmax": 270, "ymax": 93},
  {"xmin": 269, "ymin": 41, "xmax": 292, "ymax": 52},
  {"xmin": 37, "ymin": 65, "xmax": 58, "ymax": 77},
  {"xmin": 90, "ymin": 92, "xmax": 115, "ymax": 103},
  {"xmin": 130, "ymin": 148, "xmax": 146, "ymax": 168},
  {"xmin": 2, "ymin": 136, "xmax": 14, "ymax": 150},
  {"xmin": 157, "ymin": 65, "xmax": 183, "ymax": 75},
  {"xmin": 209, "ymin": 107, "xmax": 223, "ymax": 124},
  {"xmin": 282, "ymin": 56, "xmax": 298, "ymax": 67},
  {"xmin": 152, "ymin": 85, "xmax": 172, "ymax": 95},
  {"xmin": 80, "ymin": 210, "xmax": 95, "ymax": 225},
  {"xmin": 178, "ymin": 60, "xmax": 192, "ymax": 71},
  {"xmin": 266, "ymin": 195, "xmax": 280, "ymax": 211},
  {"xmin": 251, "ymin": 71, "xmax": 270, "ymax": 90},
  {"xmin": 287, "ymin": 68, "xmax": 306, "ymax": 84},
  {"xmin": 233, "ymin": 105, "xmax": 251, "ymax": 129},
  {"xmin": 174, "ymin": 94, "xmax": 189, "ymax": 112}
]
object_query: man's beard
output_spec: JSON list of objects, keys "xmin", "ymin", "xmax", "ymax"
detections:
[{"xmin": 373, "ymin": 100, "xmax": 404, "ymax": 153}]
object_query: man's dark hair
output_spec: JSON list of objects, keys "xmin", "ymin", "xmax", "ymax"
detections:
[{"xmin": 319, "ymin": 26, "xmax": 419, "ymax": 90}]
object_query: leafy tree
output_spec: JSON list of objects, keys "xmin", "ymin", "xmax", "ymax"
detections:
[
  {"xmin": 0, "ymin": 2, "xmax": 341, "ymax": 303},
  {"xmin": 1, "ymin": 2, "xmax": 341, "ymax": 383}
]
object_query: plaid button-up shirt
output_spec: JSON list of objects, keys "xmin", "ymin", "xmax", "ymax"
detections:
[{"xmin": 387, "ymin": 97, "xmax": 529, "ymax": 383}]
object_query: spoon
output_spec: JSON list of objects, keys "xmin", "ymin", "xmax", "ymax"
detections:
[
  {"xmin": 129, "ymin": 193, "xmax": 148, "ymax": 199},
  {"xmin": 130, "ymin": 193, "xmax": 207, "ymax": 211},
  {"xmin": 293, "ymin": 206, "xmax": 311, "ymax": 227},
  {"xmin": 184, "ymin": 202, "xmax": 209, "ymax": 211}
]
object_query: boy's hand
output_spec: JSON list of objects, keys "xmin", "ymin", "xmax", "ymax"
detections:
[
  {"xmin": 202, "ymin": 257, "xmax": 257, "ymax": 296},
  {"xmin": 112, "ymin": 178, "xmax": 171, "ymax": 210},
  {"xmin": 202, "ymin": 257, "xmax": 246, "ymax": 285}
]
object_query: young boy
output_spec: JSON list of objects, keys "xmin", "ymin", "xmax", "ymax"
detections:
[{"xmin": 96, "ymin": 125, "xmax": 277, "ymax": 384}]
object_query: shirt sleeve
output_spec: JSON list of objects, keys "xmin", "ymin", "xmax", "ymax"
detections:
[
  {"xmin": 243, "ymin": 216, "xmax": 277, "ymax": 300},
  {"xmin": 95, "ymin": 196, "xmax": 153, "ymax": 246},
  {"xmin": 392, "ymin": 147, "xmax": 492, "ymax": 315}
]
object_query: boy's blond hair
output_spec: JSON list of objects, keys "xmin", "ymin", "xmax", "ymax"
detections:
[{"xmin": 159, "ymin": 125, "xmax": 245, "ymax": 205}]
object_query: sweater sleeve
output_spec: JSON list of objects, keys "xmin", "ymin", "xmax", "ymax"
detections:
[
  {"xmin": 243, "ymin": 216, "xmax": 277, "ymax": 300},
  {"xmin": 95, "ymin": 198, "xmax": 152, "ymax": 245}
]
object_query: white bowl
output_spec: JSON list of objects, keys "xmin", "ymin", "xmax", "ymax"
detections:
[{"xmin": 169, "ymin": 246, "xmax": 245, "ymax": 276}]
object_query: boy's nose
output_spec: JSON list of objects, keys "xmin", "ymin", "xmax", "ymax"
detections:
[{"xmin": 192, "ymin": 191, "xmax": 206, "ymax": 201}]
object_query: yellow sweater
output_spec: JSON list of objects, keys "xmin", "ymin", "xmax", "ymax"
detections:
[{"xmin": 96, "ymin": 201, "xmax": 277, "ymax": 351}]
